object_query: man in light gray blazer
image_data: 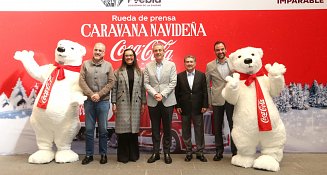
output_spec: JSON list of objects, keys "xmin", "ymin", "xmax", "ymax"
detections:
[
  {"xmin": 144, "ymin": 43, "xmax": 177, "ymax": 164},
  {"xmin": 205, "ymin": 41, "xmax": 237, "ymax": 161}
]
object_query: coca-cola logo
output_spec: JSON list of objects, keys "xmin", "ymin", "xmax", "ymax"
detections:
[
  {"xmin": 258, "ymin": 99, "xmax": 270, "ymax": 123},
  {"xmin": 110, "ymin": 39, "xmax": 177, "ymax": 66},
  {"xmin": 40, "ymin": 76, "xmax": 53, "ymax": 104}
]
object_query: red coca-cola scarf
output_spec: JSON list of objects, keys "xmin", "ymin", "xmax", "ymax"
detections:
[
  {"xmin": 236, "ymin": 68, "xmax": 272, "ymax": 131},
  {"xmin": 37, "ymin": 62, "xmax": 81, "ymax": 109}
]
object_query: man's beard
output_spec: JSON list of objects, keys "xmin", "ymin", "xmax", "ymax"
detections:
[{"xmin": 218, "ymin": 53, "xmax": 225, "ymax": 59}]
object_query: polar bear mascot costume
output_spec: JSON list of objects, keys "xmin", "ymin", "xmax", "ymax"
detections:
[
  {"xmin": 14, "ymin": 40, "xmax": 87, "ymax": 164},
  {"xmin": 222, "ymin": 47, "xmax": 286, "ymax": 171}
]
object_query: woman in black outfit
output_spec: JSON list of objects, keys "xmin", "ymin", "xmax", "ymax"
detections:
[{"xmin": 111, "ymin": 48, "xmax": 146, "ymax": 163}]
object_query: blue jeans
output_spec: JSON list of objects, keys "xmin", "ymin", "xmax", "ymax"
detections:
[{"xmin": 84, "ymin": 100, "xmax": 109, "ymax": 156}]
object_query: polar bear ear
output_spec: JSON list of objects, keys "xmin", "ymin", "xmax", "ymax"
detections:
[
  {"xmin": 80, "ymin": 45, "xmax": 86, "ymax": 56},
  {"xmin": 229, "ymin": 51, "xmax": 237, "ymax": 61},
  {"xmin": 256, "ymin": 48, "xmax": 263, "ymax": 58}
]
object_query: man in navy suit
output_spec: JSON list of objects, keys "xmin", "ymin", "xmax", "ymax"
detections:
[{"xmin": 175, "ymin": 55, "xmax": 208, "ymax": 162}]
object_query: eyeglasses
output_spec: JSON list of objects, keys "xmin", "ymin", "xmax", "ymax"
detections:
[{"xmin": 124, "ymin": 54, "xmax": 134, "ymax": 57}]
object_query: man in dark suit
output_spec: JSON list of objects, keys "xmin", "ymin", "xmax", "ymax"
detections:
[{"xmin": 175, "ymin": 55, "xmax": 208, "ymax": 162}]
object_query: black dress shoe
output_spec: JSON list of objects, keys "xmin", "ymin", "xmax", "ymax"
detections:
[
  {"xmin": 129, "ymin": 157, "xmax": 139, "ymax": 162},
  {"xmin": 196, "ymin": 155, "xmax": 207, "ymax": 162},
  {"xmin": 117, "ymin": 159, "xmax": 128, "ymax": 164},
  {"xmin": 147, "ymin": 153, "xmax": 160, "ymax": 163},
  {"xmin": 184, "ymin": 154, "xmax": 193, "ymax": 162},
  {"xmin": 213, "ymin": 153, "xmax": 223, "ymax": 161},
  {"xmin": 81, "ymin": 156, "xmax": 93, "ymax": 165},
  {"xmin": 164, "ymin": 153, "xmax": 172, "ymax": 164},
  {"xmin": 129, "ymin": 155, "xmax": 139, "ymax": 162},
  {"xmin": 100, "ymin": 155, "xmax": 107, "ymax": 164}
]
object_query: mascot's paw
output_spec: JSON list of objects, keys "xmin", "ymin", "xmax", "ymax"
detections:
[
  {"xmin": 28, "ymin": 150, "xmax": 55, "ymax": 164},
  {"xmin": 231, "ymin": 154, "xmax": 255, "ymax": 168},
  {"xmin": 55, "ymin": 150, "xmax": 79, "ymax": 163},
  {"xmin": 14, "ymin": 50, "xmax": 34, "ymax": 61},
  {"xmin": 71, "ymin": 95, "xmax": 87, "ymax": 107},
  {"xmin": 253, "ymin": 155, "xmax": 280, "ymax": 172},
  {"xmin": 225, "ymin": 73, "xmax": 240, "ymax": 90},
  {"xmin": 265, "ymin": 62, "xmax": 286, "ymax": 77},
  {"xmin": 77, "ymin": 95, "xmax": 87, "ymax": 105}
]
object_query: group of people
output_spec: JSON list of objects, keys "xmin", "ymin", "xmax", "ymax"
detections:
[{"xmin": 78, "ymin": 41, "xmax": 237, "ymax": 165}]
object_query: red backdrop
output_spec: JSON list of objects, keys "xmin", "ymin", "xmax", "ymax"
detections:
[{"xmin": 1, "ymin": 10, "xmax": 327, "ymax": 96}]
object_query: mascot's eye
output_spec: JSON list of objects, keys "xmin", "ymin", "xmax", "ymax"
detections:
[
  {"xmin": 238, "ymin": 55, "xmax": 241, "ymax": 58},
  {"xmin": 251, "ymin": 53, "xmax": 255, "ymax": 56},
  {"xmin": 71, "ymin": 47, "xmax": 75, "ymax": 50}
]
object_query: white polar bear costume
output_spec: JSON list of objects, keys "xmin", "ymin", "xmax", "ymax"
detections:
[
  {"xmin": 14, "ymin": 40, "xmax": 87, "ymax": 164},
  {"xmin": 222, "ymin": 47, "xmax": 286, "ymax": 172}
]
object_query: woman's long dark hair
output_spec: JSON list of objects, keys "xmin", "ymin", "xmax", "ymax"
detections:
[{"xmin": 119, "ymin": 48, "xmax": 141, "ymax": 75}]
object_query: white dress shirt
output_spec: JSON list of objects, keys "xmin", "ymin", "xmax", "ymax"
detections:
[
  {"xmin": 156, "ymin": 62, "xmax": 163, "ymax": 81},
  {"xmin": 217, "ymin": 60, "xmax": 230, "ymax": 79},
  {"xmin": 187, "ymin": 70, "xmax": 195, "ymax": 90}
]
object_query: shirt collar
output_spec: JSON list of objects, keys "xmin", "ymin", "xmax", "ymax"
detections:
[
  {"xmin": 92, "ymin": 58, "xmax": 104, "ymax": 66},
  {"xmin": 156, "ymin": 61, "xmax": 163, "ymax": 67},
  {"xmin": 187, "ymin": 70, "xmax": 195, "ymax": 76},
  {"xmin": 216, "ymin": 58, "xmax": 227, "ymax": 65}
]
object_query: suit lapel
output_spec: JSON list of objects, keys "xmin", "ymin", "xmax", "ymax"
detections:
[
  {"xmin": 121, "ymin": 68, "xmax": 129, "ymax": 91},
  {"xmin": 212, "ymin": 61, "xmax": 224, "ymax": 81},
  {"xmin": 151, "ymin": 61, "xmax": 160, "ymax": 82},
  {"xmin": 158, "ymin": 60, "xmax": 165, "ymax": 82},
  {"xmin": 182, "ymin": 71, "xmax": 191, "ymax": 91},
  {"xmin": 133, "ymin": 69, "xmax": 139, "ymax": 89},
  {"xmin": 192, "ymin": 70, "xmax": 200, "ymax": 90}
]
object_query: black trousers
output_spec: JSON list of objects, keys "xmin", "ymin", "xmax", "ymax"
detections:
[
  {"xmin": 182, "ymin": 113, "xmax": 205, "ymax": 155},
  {"xmin": 117, "ymin": 133, "xmax": 139, "ymax": 163},
  {"xmin": 148, "ymin": 102, "xmax": 174, "ymax": 154},
  {"xmin": 213, "ymin": 102, "xmax": 237, "ymax": 155}
]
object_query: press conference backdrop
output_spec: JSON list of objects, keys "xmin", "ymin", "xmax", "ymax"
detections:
[{"xmin": 0, "ymin": 0, "xmax": 326, "ymax": 155}]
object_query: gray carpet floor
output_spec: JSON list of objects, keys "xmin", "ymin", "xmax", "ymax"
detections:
[{"xmin": 1, "ymin": 153, "xmax": 326, "ymax": 175}]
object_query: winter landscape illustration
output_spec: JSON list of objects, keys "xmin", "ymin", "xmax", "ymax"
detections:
[{"xmin": 1, "ymin": 78, "xmax": 326, "ymax": 154}]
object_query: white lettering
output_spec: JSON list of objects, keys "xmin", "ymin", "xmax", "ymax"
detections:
[
  {"xmin": 258, "ymin": 99, "xmax": 270, "ymax": 123},
  {"xmin": 110, "ymin": 39, "xmax": 177, "ymax": 63},
  {"xmin": 81, "ymin": 22, "xmax": 206, "ymax": 38},
  {"xmin": 150, "ymin": 23, "xmax": 207, "ymax": 37},
  {"xmin": 40, "ymin": 76, "xmax": 53, "ymax": 104}
]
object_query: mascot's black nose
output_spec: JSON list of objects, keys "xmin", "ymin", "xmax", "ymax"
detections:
[
  {"xmin": 57, "ymin": 47, "xmax": 65, "ymax": 53},
  {"xmin": 244, "ymin": 58, "xmax": 252, "ymax": 64}
]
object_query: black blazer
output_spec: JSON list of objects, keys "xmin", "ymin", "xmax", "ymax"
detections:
[{"xmin": 175, "ymin": 70, "xmax": 208, "ymax": 115}]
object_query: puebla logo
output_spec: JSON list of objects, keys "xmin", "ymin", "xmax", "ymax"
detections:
[{"xmin": 101, "ymin": 0, "xmax": 124, "ymax": 7}]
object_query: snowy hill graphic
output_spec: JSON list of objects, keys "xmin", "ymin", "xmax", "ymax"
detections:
[
  {"xmin": 0, "ymin": 92, "xmax": 13, "ymax": 112},
  {"xmin": 0, "ymin": 78, "xmax": 326, "ymax": 119},
  {"xmin": 0, "ymin": 78, "xmax": 37, "ymax": 119},
  {"xmin": 273, "ymin": 80, "xmax": 327, "ymax": 112},
  {"xmin": 0, "ymin": 78, "xmax": 326, "ymax": 153}
]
